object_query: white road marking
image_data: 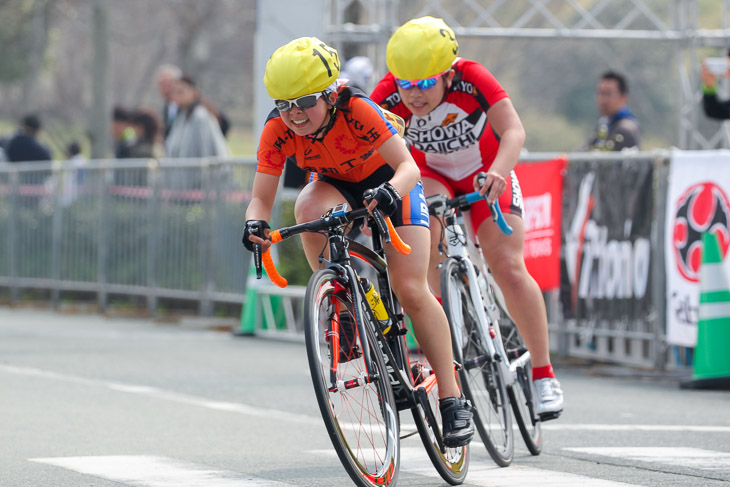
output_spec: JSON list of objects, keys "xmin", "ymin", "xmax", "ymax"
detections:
[
  {"xmin": 30, "ymin": 456, "xmax": 297, "ymax": 486},
  {"xmin": 0, "ymin": 364, "xmax": 319, "ymax": 426},
  {"xmin": 2, "ymin": 364, "xmax": 729, "ymax": 435},
  {"xmin": 565, "ymin": 447, "xmax": 730, "ymax": 471},
  {"xmin": 310, "ymin": 447, "xmax": 643, "ymax": 486},
  {"xmin": 542, "ymin": 423, "xmax": 730, "ymax": 433}
]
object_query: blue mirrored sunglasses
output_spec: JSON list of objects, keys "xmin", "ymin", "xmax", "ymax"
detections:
[
  {"xmin": 396, "ymin": 71, "xmax": 445, "ymax": 90},
  {"xmin": 275, "ymin": 92, "xmax": 325, "ymax": 112}
]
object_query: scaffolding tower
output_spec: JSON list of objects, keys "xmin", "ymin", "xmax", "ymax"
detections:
[{"xmin": 324, "ymin": 0, "xmax": 730, "ymax": 149}]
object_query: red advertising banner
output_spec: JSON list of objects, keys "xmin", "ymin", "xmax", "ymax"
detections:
[{"xmin": 514, "ymin": 157, "xmax": 567, "ymax": 290}]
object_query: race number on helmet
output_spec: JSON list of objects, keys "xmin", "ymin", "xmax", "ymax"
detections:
[
  {"xmin": 386, "ymin": 16, "xmax": 459, "ymax": 81},
  {"xmin": 264, "ymin": 37, "xmax": 341, "ymax": 100}
]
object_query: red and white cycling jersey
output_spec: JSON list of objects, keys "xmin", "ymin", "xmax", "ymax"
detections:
[{"xmin": 370, "ymin": 58, "xmax": 508, "ymax": 180}]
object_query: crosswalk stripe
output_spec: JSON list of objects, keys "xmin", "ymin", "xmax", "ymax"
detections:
[
  {"xmin": 30, "ymin": 456, "xmax": 298, "ymax": 487},
  {"xmin": 564, "ymin": 447, "xmax": 730, "ymax": 471},
  {"xmin": 310, "ymin": 447, "xmax": 643, "ymax": 486},
  {"xmin": 398, "ymin": 447, "xmax": 642, "ymax": 487}
]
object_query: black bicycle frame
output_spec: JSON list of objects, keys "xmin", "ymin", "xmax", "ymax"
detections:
[{"xmin": 319, "ymin": 216, "xmax": 418, "ymax": 412}]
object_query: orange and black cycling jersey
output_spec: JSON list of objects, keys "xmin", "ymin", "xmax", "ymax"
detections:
[{"xmin": 257, "ymin": 88, "xmax": 402, "ymax": 183}]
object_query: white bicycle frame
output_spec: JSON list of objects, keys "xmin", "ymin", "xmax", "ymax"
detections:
[{"xmin": 443, "ymin": 210, "xmax": 531, "ymax": 388}]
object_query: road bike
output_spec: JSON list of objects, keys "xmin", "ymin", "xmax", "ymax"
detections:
[
  {"xmin": 254, "ymin": 196, "xmax": 469, "ymax": 487},
  {"xmin": 426, "ymin": 184, "xmax": 543, "ymax": 468}
]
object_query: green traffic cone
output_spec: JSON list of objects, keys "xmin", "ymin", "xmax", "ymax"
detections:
[
  {"xmin": 239, "ymin": 260, "xmax": 260, "ymax": 335},
  {"xmin": 239, "ymin": 255, "xmax": 288, "ymax": 335},
  {"xmin": 681, "ymin": 231, "xmax": 730, "ymax": 390}
]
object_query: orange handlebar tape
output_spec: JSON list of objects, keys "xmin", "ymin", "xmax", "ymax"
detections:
[
  {"xmin": 385, "ymin": 217, "xmax": 411, "ymax": 255},
  {"xmin": 262, "ymin": 250, "xmax": 288, "ymax": 288},
  {"xmin": 270, "ymin": 230, "xmax": 282, "ymax": 244}
]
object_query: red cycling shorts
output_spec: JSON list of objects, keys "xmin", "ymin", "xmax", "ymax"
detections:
[{"xmin": 418, "ymin": 163, "xmax": 524, "ymax": 234}]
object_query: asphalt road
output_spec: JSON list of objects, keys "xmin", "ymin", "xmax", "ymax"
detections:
[{"xmin": 1, "ymin": 307, "xmax": 729, "ymax": 487}]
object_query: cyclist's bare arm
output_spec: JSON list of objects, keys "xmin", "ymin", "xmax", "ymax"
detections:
[
  {"xmin": 367, "ymin": 135, "xmax": 421, "ymax": 213},
  {"xmin": 479, "ymin": 98, "xmax": 525, "ymax": 202},
  {"xmin": 245, "ymin": 172, "xmax": 280, "ymax": 251}
]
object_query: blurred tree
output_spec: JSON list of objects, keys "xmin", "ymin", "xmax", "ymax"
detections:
[
  {"xmin": 0, "ymin": 0, "xmax": 54, "ymax": 112},
  {"xmin": 0, "ymin": 0, "xmax": 34, "ymax": 84},
  {"xmin": 90, "ymin": 0, "xmax": 109, "ymax": 159}
]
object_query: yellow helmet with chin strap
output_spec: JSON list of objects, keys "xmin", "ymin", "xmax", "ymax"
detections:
[
  {"xmin": 264, "ymin": 37, "xmax": 341, "ymax": 100},
  {"xmin": 386, "ymin": 16, "xmax": 458, "ymax": 81}
]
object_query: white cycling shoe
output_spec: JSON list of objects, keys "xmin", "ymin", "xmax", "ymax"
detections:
[{"xmin": 534, "ymin": 377, "xmax": 564, "ymax": 421}]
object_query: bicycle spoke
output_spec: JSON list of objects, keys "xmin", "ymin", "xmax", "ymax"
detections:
[{"xmin": 305, "ymin": 270, "xmax": 399, "ymax": 486}]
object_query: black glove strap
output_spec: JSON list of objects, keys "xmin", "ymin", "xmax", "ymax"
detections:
[
  {"xmin": 370, "ymin": 182, "xmax": 401, "ymax": 217},
  {"xmin": 242, "ymin": 220, "xmax": 270, "ymax": 252}
]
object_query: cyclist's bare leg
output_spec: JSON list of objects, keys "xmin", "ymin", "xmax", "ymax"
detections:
[
  {"xmin": 421, "ymin": 176, "xmax": 451, "ymax": 298},
  {"xmin": 476, "ymin": 213, "xmax": 551, "ymax": 369},
  {"xmin": 294, "ymin": 181, "xmax": 348, "ymax": 270},
  {"xmin": 385, "ymin": 224, "xmax": 460, "ymax": 399}
]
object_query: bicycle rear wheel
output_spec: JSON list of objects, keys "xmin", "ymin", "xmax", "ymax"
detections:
[
  {"xmin": 408, "ymin": 350, "xmax": 469, "ymax": 485},
  {"xmin": 441, "ymin": 258, "xmax": 514, "ymax": 467},
  {"xmin": 304, "ymin": 269, "xmax": 400, "ymax": 487},
  {"xmin": 501, "ymin": 319, "xmax": 542, "ymax": 455}
]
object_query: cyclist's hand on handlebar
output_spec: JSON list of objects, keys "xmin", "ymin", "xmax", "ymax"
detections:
[
  {"xmin": 363, "ymin": 182, "xmax": 401, "ymax": 217},
  {"xmin": 474, "ymin": 170, "xmax": 507, "ymax": 205},
  {"xmin": 242, "ymin": 220, "xmax": 271, "ymax": 253}
]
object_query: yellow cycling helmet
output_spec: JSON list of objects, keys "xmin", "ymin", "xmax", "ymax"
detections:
[
  {"xmin": 386, "ymin": 16, "xmax": 458, "ymax": 80},
  {"xmin": 264, "ymin": 37, "xmax": 341, "ymax": 100}
]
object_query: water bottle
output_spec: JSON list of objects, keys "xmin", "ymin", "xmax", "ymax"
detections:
[{"xmin": 360, "ymin": 277, "xmax": 392, "ymax": 335}]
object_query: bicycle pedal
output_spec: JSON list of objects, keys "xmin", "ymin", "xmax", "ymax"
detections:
[
  {"xmin": 538, "ymin": 410, "xmax": 562, "ymax": 422},
  {"xmin": 411, "ymin": 363, "xmax": 432, "ymax": 386}
]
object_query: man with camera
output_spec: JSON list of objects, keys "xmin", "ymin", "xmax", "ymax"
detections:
[
  {"xmin": 582, "ymin": 71, "xmax": 640, "ymax": 152},
  {"xmin": 702, "ymin": 49, "xmax": 730, "ymax": 120}
]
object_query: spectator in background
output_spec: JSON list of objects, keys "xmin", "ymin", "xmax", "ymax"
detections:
[
  {"xmin": 112, "ymin": 105, "xmax": 135, "ymax": 158},
  {"xmin": 6, "ymin": 114, "xmax": 52, "ymax": 162},
  {"xmin": 156, "ymin": 64, "xmax": 182, "ymax": 139},
  {"xmin": 156, "ymin": 64, "xmax": 231, "ymax": 140},
  {"xmin": 165, "ymin": 74, "xmax": 228, "ymax": 158},
  {"xmin": 66, "ymin": 140, "xmax": 84, "ymax": 161},
  {"xmin": 0, "ymin": 136, "xmax": 9, "ymax": 162},
  {"xmin": 701, "ymin": 49, "xmax": 730, "ymax": 120},
  {"xmin": 60, "ymin": 140, "xmax": 86, "ymax": 206},
  {"xmin": 129, "ymin": 108, "xmax": 162, "ymax": 159},
  {"xmin": 340, "ymin": 56, "xmax": 374, "ymax": 93},
  {"xmin": 582, "ymin": 71, "xmax": 640, "ymax": 151}
]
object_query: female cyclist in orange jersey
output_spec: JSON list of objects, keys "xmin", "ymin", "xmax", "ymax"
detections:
[
  {"xmin": 242, "ymin": 37, "xmax": 474, "ymax": 447},
  {"xmin": 370, "ymin": 17, "xmax": 563, "ymax": 419}
]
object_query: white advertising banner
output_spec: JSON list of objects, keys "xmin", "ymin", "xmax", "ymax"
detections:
[{"xmin": 665, "ymin": 150, "xmax": 730, "ymax": 347}]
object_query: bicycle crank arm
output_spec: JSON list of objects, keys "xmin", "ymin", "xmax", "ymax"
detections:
[
  {"xmin": 508, "ymin": 349, "xmax": 531, "ymax": 374},
  {"xmin": 414, "ymin": 387, "xmax": 446, "ymax": 453}
]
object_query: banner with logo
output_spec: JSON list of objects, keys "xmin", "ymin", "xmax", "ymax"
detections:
[
  {"xmin": 560, "ymin": 158, "xmax": 653, "ymax": 321},
  {"xmin": 514, "ymin": 158, "xmax": 567, "ymax": 290},
  {"xmin": 665, "ymin": 150, "xmax": 730, "ymax": 347}
]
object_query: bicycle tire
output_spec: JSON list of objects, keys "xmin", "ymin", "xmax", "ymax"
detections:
[
  {"xmin": 304, "ymin": 269, "xmax": 400, "ymax": 487},
  {"xmin": 441, "ymin": 257, "xmax": 514, "ymax": 467},
  {"xmin": 500, "ymin": 318, "xmax": 543, "ymax": 455},
  {"xmin": 408, "ymin": 351, "xmax": 469, "ymax": 485}
]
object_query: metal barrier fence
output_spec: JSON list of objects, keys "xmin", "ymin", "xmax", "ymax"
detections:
[
  {"xmin": 0, "ymin": 157, "xmax": 258, "ymax": 314},
  {"xmin": 0, "ymin": 152, "xmax": 679, "ymax": 370}
]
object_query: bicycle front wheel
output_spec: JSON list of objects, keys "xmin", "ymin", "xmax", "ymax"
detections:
[
  {"xmin": 304, "ymin": 269, "xmax": 400, "ymax": 487},
  {"xmin": 501, "ymin": 319, "xmax": 542, "ymax": 455},
  {"xmin": 441, "ymin": 258, "xmax": 514, "ymax": 467}
]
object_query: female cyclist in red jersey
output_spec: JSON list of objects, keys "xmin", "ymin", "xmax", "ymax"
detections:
[
  {"xmin": 243, "ymin": 37, "xmax": 474, "ymax": 447},
  {"xmin": 370, "ymin": 17, "xmax": 563, "ymax": 419}
]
